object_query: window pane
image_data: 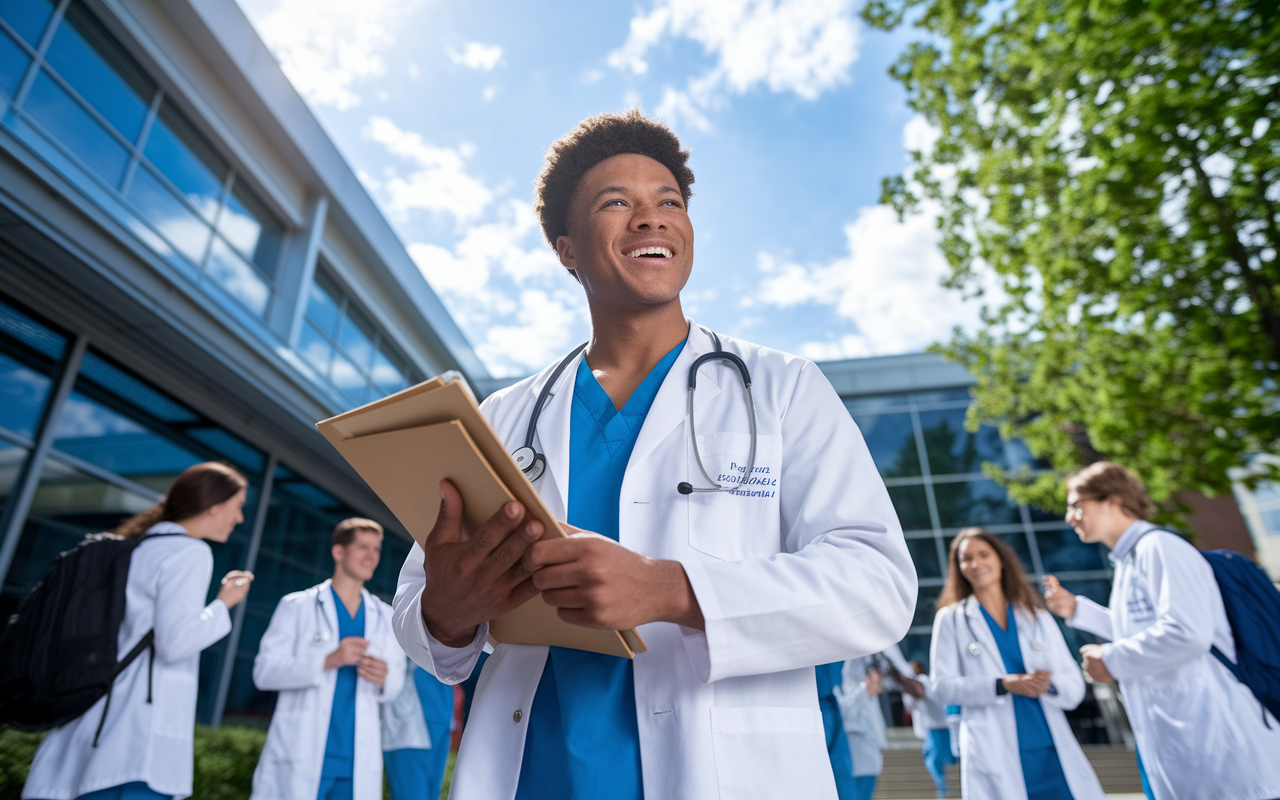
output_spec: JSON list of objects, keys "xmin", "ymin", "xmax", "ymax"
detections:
[
  {"xmin": 305, "ymin": 278, "xmax": 340, "ymax": 335},
  {"xmin": 370, "ymin": 349, "xmax": 409, "ymax": 393},
  {"xmin": 0, "ymin": 352, "xmax": 52, "ymax": 437},
  {"xmin": 143, "ymin": 101, "xmax": 226, "ymax": 222},
  {"xmin": 126, "ymin": 164, "xmax": 211, "ymax": 262},
  {"xmin": 206, "ymin": 237, "xmax": 270, "ymax": 316},
  {"xmin": 888, "ymin": 483, "xmax": 932, "ymax": 532},
  {"xmin": 912, "ymin": 389, "xmax": 971, "ymax": 405},
  {"xmin": 933, "ymin": 478, "xmax": 1022, "ymax": 528},
  {"xmin": 53, "ymin": 390, "xmax": 201, "ymax": 482},
  {"xmin": 844, "ymin": 393, "xmax": 911, "ymax": 413},
  {"xmin": 298, "ymin": 320, "xmax": 333, "ymax": 377},
  {"xmin": 220, "ymin": 181, "xmax": 282, "ymax": 275},
  {"xmin": 0, "ymin": 296, "xmax": 66, "ymax": 360},
  {"xmin": 0, "ymin": 0, "xmax": 55, "ymax": 47},
  {"xmin": 913, "ymin": 585, "xmax": 941, "ymax": 628},
  {"xmin": 43, "ymin": 1, "xmax": 153, "ymax": 142},
  {"xmin": 1059, "ymin": 578, "xmax": 1112, "ymax": 607},
  {"xmin": 186, "ymin": 427, "xmax": 264, "ymax": 475},
  {"xmin": 0, "ymin": 441, "xmax": 29, "ymax": 508},
  {"xmin": 905, "ymin": 534, "xmax": 942, "ymax": 579},
  {"xmin": 918, "ymin": 408, "xmax": 1006, "ymax": 476},
  {"xmin": 330, "ymin": 350, "xmax": 365, "ymax": 405},
  {"xmin": 0, "ymin": 28, "xmax": 30, "ymax": 99},
  {"xmin": 997, "ymin": 531, "xmax": 1034, "ymax": 572},
  {"xmin": 25, "ymin": 70, "xmax": 129, "ymax": 185},
  {"xmin": 1037, "ymin": 528, "xmax": 1110, "ymax": 573},
  {"xmin": 854, "ymin": 413, "xmax": 920, "ymax": 478},
  {"xmin": 78, "ymin": 350, "xmax": 197, "ymax": 423},
  {"xmin": 899, "ymin": 633, "xmax": 931, "ymax": 670},
  {"xmin": 337, "ymin": 307, "xmax": 375, "ymax": 371}
]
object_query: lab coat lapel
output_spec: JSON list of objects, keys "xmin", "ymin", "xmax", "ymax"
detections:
[
  {"xmin": 319, "ymin": 579, "xmax": 339, "ymax": 644},
  {"xmin": 529, "ymin": 353, "xmax": 581, "ymax": 521},
  {"xmin": 964, "ymin": 597, "xmax": 1002, "ymax": 673},
  {"xmin": 628, "ymin": 319, "xmax": 720, "ymax": 470}
]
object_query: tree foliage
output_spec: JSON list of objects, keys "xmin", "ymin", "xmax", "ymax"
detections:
[{"xmin": 865, "ymin": 0, "xmax": 1280, "ymax": 516}]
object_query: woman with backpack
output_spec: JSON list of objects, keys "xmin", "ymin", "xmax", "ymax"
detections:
[
  {"xmin": 930, "ymin": 527, "xmax": 1106, "ymax": 800},
  {"xmin": 22, "ymin": 461, "xmax": 255, "ymax": 800},
  {"xmin": 1043, "ymin": 461, "xmax": 1280, "ymax": 800}
]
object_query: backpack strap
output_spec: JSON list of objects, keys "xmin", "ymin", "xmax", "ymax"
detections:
[{"xmin": 92, "ymin": 628, "xmax": 156, "ymax": 747}]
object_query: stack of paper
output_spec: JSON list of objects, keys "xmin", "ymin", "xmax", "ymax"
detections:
[{"xmin": 316, "ymin": 376, "xmax": 645, "ymax": 659}]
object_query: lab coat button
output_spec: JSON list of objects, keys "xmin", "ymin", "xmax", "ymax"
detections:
[{"xmin": 513, "ymin": 709, "xmax": 522, "ymax": 723}]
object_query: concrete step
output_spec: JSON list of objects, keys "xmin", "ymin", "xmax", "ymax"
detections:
[{"xmin": 871, "ymin": 742, "xmax": 1144, "ymax": 799}]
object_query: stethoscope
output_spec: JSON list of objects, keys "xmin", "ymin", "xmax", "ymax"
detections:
[
  {"xmin": 510, "ymin": 328, "xmax": 758, "ymax": 496},
  {"xmin": 955, "ymin": 598, "xmax": 1057, "ymax": 693},
  {"xmin": 310, "ymin": 588, "xmax": 384, "ymax": 646}
]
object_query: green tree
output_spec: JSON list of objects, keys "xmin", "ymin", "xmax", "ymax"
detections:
[{"xmin": 864, "ymin": 0, "xmax": 1280, "ymax": 516}]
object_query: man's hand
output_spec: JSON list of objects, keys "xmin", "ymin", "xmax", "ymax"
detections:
[
  {"xmin": 899, "ymin": 674, "xmax": 926, "ymax": 699},
  {"xmin": 357, "ymin": 655, "xmax": 387, "ymax": 688},
  {"xmin": 1080, "ymin": 644, "xmax": 1114, "ymax": 683},
  {"xmin": 526, "ymin": 529, "xmax": 705, "ymax": 631},
  {"xmin": 865, "ymin": 668, "xmax": 884, "ymax": 697},
  {"xmin": 1042, "ymin": 575, "xmax": 1078, "ymax": 619},
  {"xmin": 325, "ymin": 637, "xmax": 368, "ymax": 671},
  {"xmin": 420, "ymin": 480, "xmax": 545, "ymax": 648},
  {"xmin": 1003, "ymin": 670, "xmax": 1053, "ymax": 698}
]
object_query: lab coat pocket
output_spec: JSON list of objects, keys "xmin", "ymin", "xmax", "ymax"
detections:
[
  {"xmin": 153, "ymin": 669, "xmax": 196, "ymax": 740},
  {"xmin": 687, "ymin": 433, "xmax": 782, "ymax": 561},
  {"xmin": 709, "ymin": 706, "xmax": 828, "ymax": 798}
]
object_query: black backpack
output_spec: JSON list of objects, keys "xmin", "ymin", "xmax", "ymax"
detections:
[{"xmin": 0, "ymin": 532, "xmax": 180, "ymax": 744}]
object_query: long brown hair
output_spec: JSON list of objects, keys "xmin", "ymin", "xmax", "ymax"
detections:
[
  {"xmin": 112, "ymin": 462, "xmax": 248, "ymax": 538},
  {"xmin": 937, "ymin": 527, "xmax": 1043, "ymax": 613}
]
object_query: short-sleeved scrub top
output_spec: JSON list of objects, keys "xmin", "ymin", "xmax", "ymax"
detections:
[
  {"xmin": 981, "ymin": 604, "xmax": 1074, "ymax": 800},
  {"xmin": 514, "ymin": 340, "xmax": 685, "ymax": 800},
  {"xmin": 322, "ymin": 588, "xmax": 365, "ymax": 779}
]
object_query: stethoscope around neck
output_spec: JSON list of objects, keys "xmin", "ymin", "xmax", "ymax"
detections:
[
  {"xmin": 311, "ymin": 588, "xmax": 379, "ymax": 646},
  {"xmin": 957, "ymin": 597, "xmax": 1049, "ymax": 657},
  {"xmin": 510, "ymin": 328, "xmax": 758, "ymax": 496}
]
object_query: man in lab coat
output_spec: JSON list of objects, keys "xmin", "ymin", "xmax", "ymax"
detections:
[
  {"xmin": 390, "ymin": 110, "xmax": 917, "ymax": 800},
  {"xmin": 251, "ymin": 518, "xmax": 406, "ymax": 800},
  {"xmin": 1043, "ymin": 461, "xmax": 1280, "ymax": 800}
]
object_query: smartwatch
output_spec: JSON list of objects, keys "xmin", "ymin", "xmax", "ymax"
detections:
[{"xmin": 995, "ymin": 678, "xmax": 1007, "ymax": 696}]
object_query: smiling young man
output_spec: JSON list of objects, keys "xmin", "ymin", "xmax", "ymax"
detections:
[{"xmin": 391, "ymin": 110, "xmax": 916, "ymax": 800}]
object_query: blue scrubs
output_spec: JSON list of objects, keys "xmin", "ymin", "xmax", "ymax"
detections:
[
  {"xmin": 921, "ymin": 727, "xmax": 957, "ymax": 797},
  {"xmin": 514, "ymin": 340, "xmax": 685, "ymax": 800},
  {"xmin": 981, "ymin": 604, "xmax": 1074, "ymax": 800},
  {"xmin": 385, "ymin": 667, "xmax": 455, "ymax": 800},
  {"xmin": 318, "ymin": 588, "xmax": 364, "ymax": 800},
  {"xmin": 816, "ymin": 661, "xmax": 860, "ymax": 800},
  {"xmin": 76, "ymin": 783, "xmax": 170, "ymax": 800}
]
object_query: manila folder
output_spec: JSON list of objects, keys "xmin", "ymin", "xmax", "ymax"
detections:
[{"xmin": 316, "ymin": 382, "xmax": 645, "ymax": 658}]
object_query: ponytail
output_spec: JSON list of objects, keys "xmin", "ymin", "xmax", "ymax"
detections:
[{"xmin": 110, "ymin": 461, "xmax": 248, "ymax": 539}]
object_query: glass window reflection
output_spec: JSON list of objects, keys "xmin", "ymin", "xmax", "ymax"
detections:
[
  {"xmin": 933, "ymin": 478, "xmax": 1022, "ymax": 528},
  {"xmin": 206, "ymin": 237, "xmax": 269, "ymax": 315},
  {"xmin": 44, "ymin": 1, "xmax": 153, "ymax": 142},
  {"xmin": 52, "ymin": 390, "xmax": 201, "ymax": 486},
  {"xmin": 0, "ymin": 352, "xmax": 52, "ymax": 437},
  {"xmin": 1037, "ymin": 528, "xmax": 1109, "ymax": 573},
  {"xmin": 0, "ymin": 28, "xmax": 29, "ymax": 99},
  {"xmin": 306, "ymin": 280, "xmax": 340, "ymax": 336},
  {"xmin": 905, "ymin": 535, "xmax": 942, "ymax": 579},
  {"xmin": 337, "ymin": 308, "xmax": 375, "ymax": 371},
  {"xmin": 888, "ymin": 483, "xmax": 932, "ymax": 532},
  {"xmin": 370, "ymin": 349, "xmax": 408, "ymax": 393},
  {"xmin": 918, "ymin": 407, "xmax": 1005, "ymax": 476},
  {"xmin": 854, "ymin": 413, "xmax": 920, "ymax": 478},
  {"xmin": 143, "ymin": 101, "xmax": 227, "ymax": 222},
  {"xmin": 25, "ymin": 71, "xmax": 129, "ymax": 185},
  {"xmin": 0, "ymin": 0, "xmax": 55, "ymax": 47},
  {"xmin": 126, "ymin": 164, "xmax": 211, "ymax": 262},
  {"xmin": 298, "ymin": 320, "xmax": 333, "ymax": 378},
  {"xmin": 220, "ymin": 181, "xmax": 282, "ymax": 274}
]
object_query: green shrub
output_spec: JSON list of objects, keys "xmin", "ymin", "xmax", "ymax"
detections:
[{"xmin": 0, "ymin": 729, "xmax": 45, "ymax": 800}]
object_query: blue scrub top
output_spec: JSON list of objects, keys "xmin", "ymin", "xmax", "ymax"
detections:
[
  {"xmin": 514, "ymin": 340, "xmax": 685, "ymax": 800},
  {"xmin": 322, "ymin": 588, "xmax": 365, "ymax": 778},
  {"xmin": 979, "ymin": 604, "xmax": 1054, "ymax": 751},
  {"xmin": 413, "ymin": 666, "xmax": 455, "ymax": 726}
]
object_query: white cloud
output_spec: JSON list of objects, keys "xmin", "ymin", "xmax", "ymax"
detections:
[
  {"xmin": 364, "ymin": 116, "xmax": 493, "ymax": 222},
  {"xmin": 476, "ymin": 289, "xmax": 588, "ymax": 377},
  {"xmin": 236, "ymin": 0, "xmax": 414, "ymax": 110},
  {"xmin": 448, "ymin": 42, "xmax": 504, "ymax": 71},
  {"xmin": 609, "ymin": 0, "xmax": 860, "ymax": 129}
]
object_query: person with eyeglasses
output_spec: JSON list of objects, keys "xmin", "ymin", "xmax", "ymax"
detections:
[{"xmin": 1043, "ymin": 462, "xmax": 1280, "ymax": 800}]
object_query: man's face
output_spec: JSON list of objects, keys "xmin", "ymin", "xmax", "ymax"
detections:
[
  {"xmin": 556, "ymin": 153, "xmax": 693, "ymax": 313},
  {"xmin": 333, "ymin": 529, "xmax": 382, "ymax": 583}
]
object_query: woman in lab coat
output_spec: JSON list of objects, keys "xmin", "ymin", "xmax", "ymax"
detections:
[
  {"xmin": 23, "ymin": 462, "xmax": 254, "ymax": 800},
  {"xmin": 930, "ymin": 528, "xmax": 1105, "ymax": 800}
]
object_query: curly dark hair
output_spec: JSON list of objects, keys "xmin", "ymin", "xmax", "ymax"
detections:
[{"xmin": 535, "ymin": 109, "xmax": 695, "ymax": 249}]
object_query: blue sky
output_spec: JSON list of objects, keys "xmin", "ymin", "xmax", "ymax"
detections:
[{"xmin": 236, "ymin": 0, "xmax": 981, "ymax": 378}]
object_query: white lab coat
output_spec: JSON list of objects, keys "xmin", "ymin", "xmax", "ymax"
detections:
[
  {"xmin": 903, "ymin": 672, "xmax": 949, "ymax": 738},
  {"xmin": 23, "ymin": 524, "xmax": 231, "ymax": 800},
  {"xmin": 380, "ymin": 659, "xmax": 432, "ymax": 751},
  {"xmin": 1067, "ymin": 524, "xmax": 1280, "ymax": 800},
  {"xmin": 392, "ymin": 321, "xmax": 917, "ymax": 800},
  {"xmin": 834, "ymin": 657, "xmax": 887, "ymax": 777},
  {"xmin": 930, "ymin": 599, "xmax": 1107, "ymax": 800},
  {"xmin": 250, "ymin": 580, "xmax": 405, "ymax": 800}
]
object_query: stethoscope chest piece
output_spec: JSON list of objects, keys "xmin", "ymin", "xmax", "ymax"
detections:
[
  {"xmin": 512, "ymin": 446, "xmax": 544, "ymax": 481},
  {"xmin": 968, "ymin": 642, "xmax": 982, "ymax": 656}
]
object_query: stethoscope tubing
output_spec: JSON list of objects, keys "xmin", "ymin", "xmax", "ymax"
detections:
[
  {"xmin": 954, "ymin": 598, "xmax": 1055, "ymax": 692},
  {"xmin": 310, "ymin": 588, "xmax": 384, "ymax": 646}
]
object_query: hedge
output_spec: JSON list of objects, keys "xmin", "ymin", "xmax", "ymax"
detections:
[{"xmin": 1, "ymin": 727, "xmax": 454, "ymax": 799}]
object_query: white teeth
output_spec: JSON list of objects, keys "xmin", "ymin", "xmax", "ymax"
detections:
[{"xmin": 625, "ymin": 246, "xmax": 674, "ymax": 258}]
